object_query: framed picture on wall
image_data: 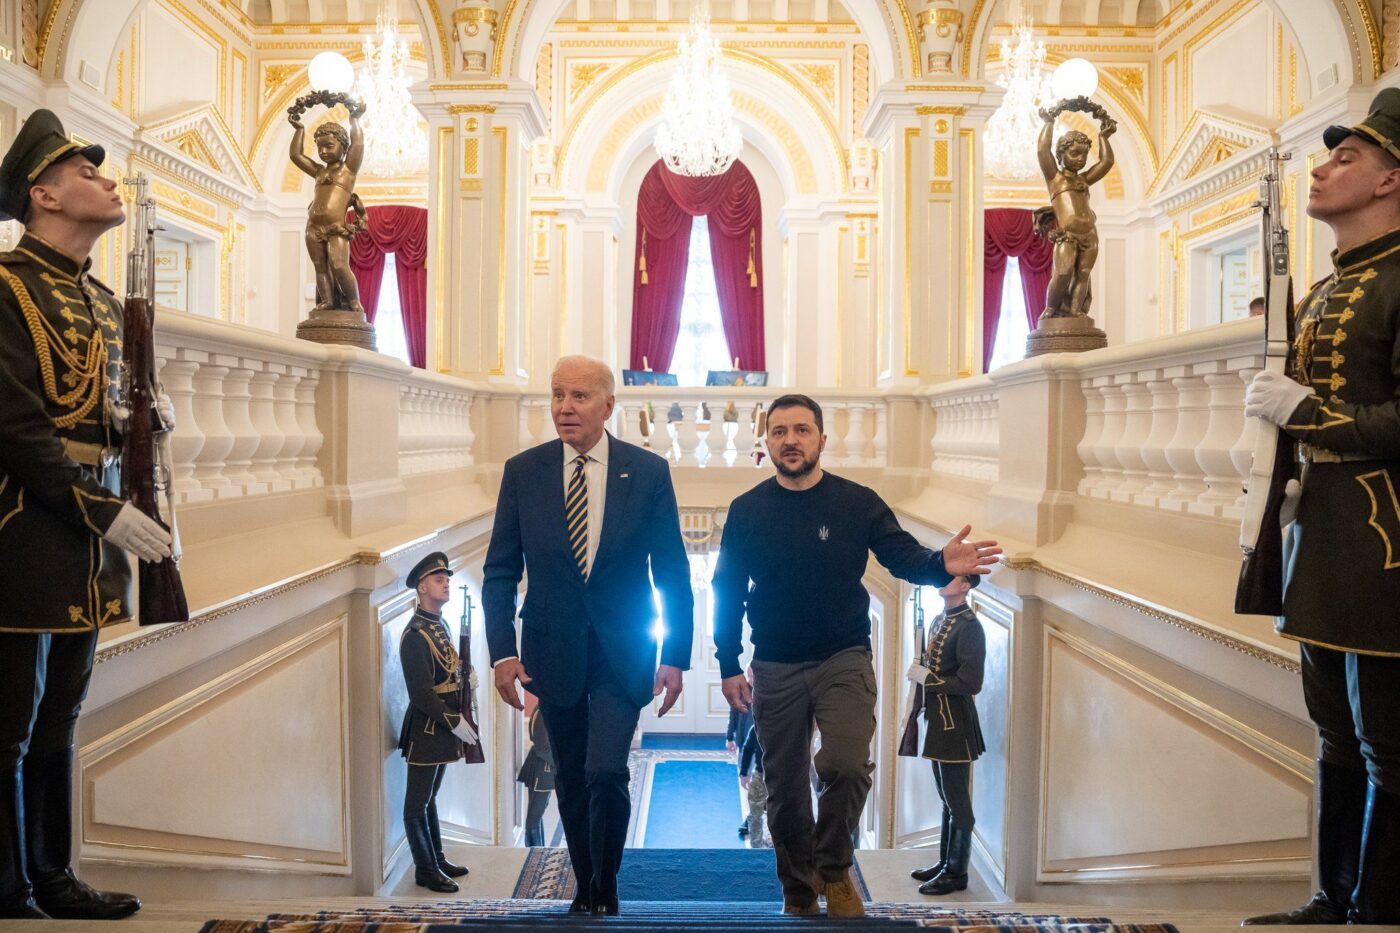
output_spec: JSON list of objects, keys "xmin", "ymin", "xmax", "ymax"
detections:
[
  {"xmin": 705, "ymin": 370, "xmax": 768, "ymax": 387},
  {"xmin": 622, "ymin": 370, "xmax": 679, "ymax": 386}
]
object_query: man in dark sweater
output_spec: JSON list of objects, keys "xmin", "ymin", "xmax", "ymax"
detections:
[{"xmin": 713, "ymin": 394, "xmax": 999, "ymax": 918}]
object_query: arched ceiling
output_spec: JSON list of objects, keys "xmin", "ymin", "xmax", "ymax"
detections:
[
  {"xmin": 554, "ymin": 0, "xmax": 854, "ymax": 24},
  {"xmin": 994, "ymin": 0, "xmax": 1165, "ymax": 29},
  {"xmin": 244, "ymin": 0, "xmax": 420, "ymax": 24}
]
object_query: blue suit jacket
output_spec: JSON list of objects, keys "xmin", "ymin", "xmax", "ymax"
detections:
[{"xmin": 483, "ymin": 434, "xmax": 694, "ymax": 709}]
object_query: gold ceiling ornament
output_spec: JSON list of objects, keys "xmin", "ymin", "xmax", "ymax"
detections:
[{"xmin": 263, "ymin": 64, "xmax": 303, "ymax": 101}]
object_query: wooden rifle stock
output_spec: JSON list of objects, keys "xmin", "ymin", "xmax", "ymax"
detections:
[
  {"xmin": 1235, "ymin": 147, "xmax": 1298, "ymax": 616},
  {"xmin": 121, "ymin": 176, "xmax": 188, "ymax": 625},
  {"xmin": 459, "ymin": 589, "xmax": 486, "ymax": 764}
]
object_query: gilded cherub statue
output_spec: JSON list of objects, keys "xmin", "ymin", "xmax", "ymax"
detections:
[
  {"xmin": 288, "ymin": 92, "xmax": 375, "ymax": 349},
  {"xmin": 1025, "ymin": 98, "xmax": 1115, "ymax": 355}
]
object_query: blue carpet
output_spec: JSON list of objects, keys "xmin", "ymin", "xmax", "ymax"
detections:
[
  {"xmin": 618, "ymin": 848, "xmax": 780, "ymax": 901},
  {"xmin": 640, "ymin": 733, "xmax": 728, "ymax": 750},
  {"xmin": 642, "ymin": 760, "xmax": 743, "ymax": 849}
]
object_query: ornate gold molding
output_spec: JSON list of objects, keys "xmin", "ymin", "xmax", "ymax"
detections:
[{"xmin": 1001, "ymin": 557, "xmax": 1301, "ymax": 673}]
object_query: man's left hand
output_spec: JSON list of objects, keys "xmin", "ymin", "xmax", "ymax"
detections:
[
  {"xmin": 653, "ymin": 664, "xmax": 683, "ymax": 716},
  {"xmin": 942, "ymin": 524, "xmax": 1002, "ymax": 577},
  {"xmin": 1244, "ymin": 370, "xmax": 1311, "ymax": 427}
]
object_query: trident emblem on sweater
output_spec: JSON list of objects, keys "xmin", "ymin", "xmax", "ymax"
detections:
[{"xmin": 818, "ymin": 526, "xmax": 830, "ymax": 541}]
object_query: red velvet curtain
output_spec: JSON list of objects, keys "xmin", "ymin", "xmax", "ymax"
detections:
[
  {"xmin": 983, "ymin": 208, "xmax": 1054, "ymax": 372},
  {"xmin": 631, "ymin": 160, "xmax": 765, "ymax": 372},
  {"xmin": 349, "ymin": 205, "xmax": 429, "ymax": 368}
]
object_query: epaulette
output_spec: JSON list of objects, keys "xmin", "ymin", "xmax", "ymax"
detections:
[
  {"xmin": 0, "ymin": 250, "xmax": 26, "ymax": 266},
  {"xmin": 86, "ymin": 275, "xmax": 115, "ymax": 296}
]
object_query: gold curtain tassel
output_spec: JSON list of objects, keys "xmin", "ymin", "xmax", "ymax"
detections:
[
  {"xmin": 640, "ymin": 230, "xmax": 649, "ymax": 285},
  {"xmin": 747, "ymin": 228, "xmax": 757, "ymax": 288}
]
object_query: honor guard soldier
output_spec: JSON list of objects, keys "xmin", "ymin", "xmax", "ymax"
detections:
[
  {"xmin": 399, "ymin": 552, "xmax": 478, "ymax": 893},
  {"xmin": 1243, "ymin": 89, "xmax": 1400, "ymax": 925},
  {"xmin": 0, "ymin": 110, "xmax": 173, "ymax": 921},
  {"xmin": 906, "ymin": 575, "xmax": 985, "ymax": 897}
]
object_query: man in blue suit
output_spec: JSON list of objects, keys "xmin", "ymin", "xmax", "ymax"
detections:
[{"xmin": 484, "ymin": 355, "xmax": 693, "ymax": 917}]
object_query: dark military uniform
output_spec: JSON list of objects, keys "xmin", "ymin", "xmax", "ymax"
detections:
[
  {"xmin": 397, "ymin": 605, "xmax": 467, "ymax": 766},
  {"xmin": 1243, "ymin": 90, "xmax": 1400, "ymax": 926},
  {"xmin": 913, "ymin": 584, "xmax": 985, "ymax": 898},
  {"xmin": 0, "ymin": 232, "xmax": 129, "ymax": 634},
  {"xmin": 517, "ymin": 710, "xmax": 555, "ymax": 846},
  {"xmin": 398, "ymin": 552, "xmax": 470, "ymax": 891},
  {"xmin": 0, "ymin": 110, "xmax": 141, "ymax": 921},
  {"xmin": 920, "ymin": 603, "xmax": 986, "ymax": 766}
]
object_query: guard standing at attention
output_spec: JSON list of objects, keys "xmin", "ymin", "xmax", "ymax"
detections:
[
  {"xmin": 906, "ymin": 575, "xmax": 985, "ymax": 897},
  {"xmin": 0, "ymin": 109, "xmax": 174, "ymax": 921},
  {"xmin": 400, "ymin": 552, "xmax": 479, "ymax": 893},
  {"xmin": 1242, "ymin": 88, "xmax": 1400, "ymax": 925}
]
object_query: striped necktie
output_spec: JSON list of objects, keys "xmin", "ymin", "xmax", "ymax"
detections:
[{"xmin": 566, "ymin": 455, "xmax": 589, "ymax": 576}]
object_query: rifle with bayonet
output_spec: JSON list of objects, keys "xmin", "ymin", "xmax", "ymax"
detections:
[
  {"xmin": 459, "ymin": 588, "xmax": 486, "ymax": 764},
  {"xmin": 121, "ymin": 174, "xmax": 188, "ymax": 625},
  {"xmin": 1235, "ymin": 146, "xmax": 1298, "ymax": 616}
]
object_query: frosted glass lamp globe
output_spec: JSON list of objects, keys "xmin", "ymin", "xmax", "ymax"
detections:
[
  {"xmin": 309, "ymin": 52, "xmax": 355, "ymax": 94},
  {"xmin": 1052, "ymin": 58, "xmax": 1098, "ymax": 101}
]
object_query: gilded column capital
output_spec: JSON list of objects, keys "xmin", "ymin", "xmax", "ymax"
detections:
[
  {"xmin": 917, "ymin": 0, "xmax": 964, "ymax": 76},
  {"xmin": 453, "ymin": 2, "xmax": 502, "ymax": 76}
]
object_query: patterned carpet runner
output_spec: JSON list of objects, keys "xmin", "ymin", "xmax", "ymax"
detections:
[{"xmin": 199, "ymin": 899, "xmax": 1181, "ymax": 932}]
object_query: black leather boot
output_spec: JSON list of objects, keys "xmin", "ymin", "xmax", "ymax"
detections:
[
  {"xmin": 0, "ymin": 763, "xmax": 47, "ymax": 920},
  {"xmin": 405, "ymin": 815, "xmax": 457, "ymax": 893},
  {"xmin": 919, "ymin": 825, "xmax": 971, "ymax": 896},
  {"xmin": 912, "ymin": 807, "xmax": 951, "ymax": 882},
  {"xmin": 426, "ymin": 801, "xmax": 468, "ymax": 878},
  {"xmin": 1244, "ymin": 760, "xmax": 1366, "ymax": 925},
  {"xmin": 25, "ymin": 748, "xmax": 139, "ymax": 920},
  {"xmin": 1350, "ymin": 782, "xmax": 1400, "ymax": 924}
]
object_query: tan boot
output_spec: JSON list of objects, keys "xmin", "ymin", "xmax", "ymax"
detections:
[
  {"xmin": 822, "ymin": 872, "xmax": 865, "ymax": 918},
  {"xmin": 781, "ymin": 896, "xmax": 820, "ymax": 916}
]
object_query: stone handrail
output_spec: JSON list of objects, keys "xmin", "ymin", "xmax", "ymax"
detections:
[
  {"xmin": 153, "ymin": 309, "xmax": 482, "ymax": 537},
  {"xmin": 518, "ymin": 386, "xmax": 890, "ymax": 468}
]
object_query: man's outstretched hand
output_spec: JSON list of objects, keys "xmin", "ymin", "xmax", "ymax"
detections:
[
  {"xmin": 721, "ymin": 674, "xmax": 752, "ymax": 713},
  {"xmin": 942, "ymin": 524, "xmax": 1001, "ymax": 577},
  {"xmin": 493, "ymin": 658, "xmax": 533, "ymax": 711}
]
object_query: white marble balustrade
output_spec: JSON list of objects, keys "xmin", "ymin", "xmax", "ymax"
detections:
[
  {"xmin": 155, "ymin": 310, "xmax": 481, "ymax": 513},
  {"xmin": 514, "ymin": 387, "xmax": 889, "ymax": 468},
  {"xmin": 156, "ymin": 310, "xmax": 329, "ymax": 506},
  {"xmin": 398, "ymin": 375, "xmax": 477, "ymax": 477},
  {"xmin": 1073, "ymin": 318, "xmax": 1262, "ymax": 520},
  {"xmin": 920, "ymin": 376, "xmax": 1000, "ymax": 484}
]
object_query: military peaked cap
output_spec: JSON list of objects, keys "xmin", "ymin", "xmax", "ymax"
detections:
[
  {"xmin": 0, "ymin": 109, "xmax": 106, "ymax": 222},
  {"xmin": 406, "ymin": 551, "xmax": 453, "ymax": 589},
  {"xmin": 1324, "ymin": 88, "xmax": 1400, "ymax": 163}
]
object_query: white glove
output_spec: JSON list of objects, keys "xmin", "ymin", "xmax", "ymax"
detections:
[
  {"xmin": 1244, "ymin": 370, "xmax": 1312, "ymax": 427},
  {"xmin": 104, "ymin": 394, "xmax": 130, "ymax": 434},
  {"xmin": 468, "ymin": 667, "xmax": 479, "ymax": 691},
  {"xmin": 451, "ymin": 719, "xmax": 479, "ymax": 746},
  {"xmin": 905, "ymin": 660, "xmax": 932, "ymax": 685},
  {"xmin": 1280, "ymin": 478, "xmax": 1302, "ymax": 528},
  {"xmin": 155, "ymin": 393, "xmax": 175, "ymax": 433},
  {"xmin": 103, "ymin": 503, "xmax": 173, "ymax": 562}
]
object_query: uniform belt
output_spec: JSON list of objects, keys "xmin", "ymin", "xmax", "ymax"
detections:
[
  {"xmin": 62, "ymin": 439, "xmax": 112, "ymax": 467},
  {"xmin": 434, "ymin": 680, "xmax": 461, "ymax": 695},
  {"xmin": 1300, "ymin": 444, "xmax": 1378, "ymax": 464}
]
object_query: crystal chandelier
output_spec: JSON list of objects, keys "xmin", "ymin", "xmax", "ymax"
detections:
[
  {"xmin": 983, "ymin": 10, "xmax": 1054, "ymax": 180},
  {"xmin": 653, "ymin": 6, "xmax": 743, "ymax": 177},
  {"xmin": 353, "ymin": 2, "xmax": 428, "ymax": 177}
]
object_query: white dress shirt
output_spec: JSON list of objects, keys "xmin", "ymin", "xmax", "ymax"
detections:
[{"xmin": 564, "ymin": 433, "xmax": 609, "ymax": 578}]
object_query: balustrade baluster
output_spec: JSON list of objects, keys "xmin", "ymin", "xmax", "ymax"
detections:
[
  {"xmin": 1160, "ymin": 369, "xmax": 1212, "ymax": 512},
  {"xmin": 1191, "ymin": 367, "xmax": 1248, "ymax": 517},
  {"xmin": 1134, "ymin": 377, "xmax": 1180, "ymax": 507},
  {"xmin": 158, "ymin": 353, "xmax": 210, "ymax": 504},
  {"xmin": 293, "ymin": 367, "xmax": 324, "ymax": 488},
  {"xmin": 191, "ymin": 358, "xmax": 235, "ymax": 497},
  {"xmin": 248, "ymin": 365, "xmax": 290, "ymax": 493}
]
